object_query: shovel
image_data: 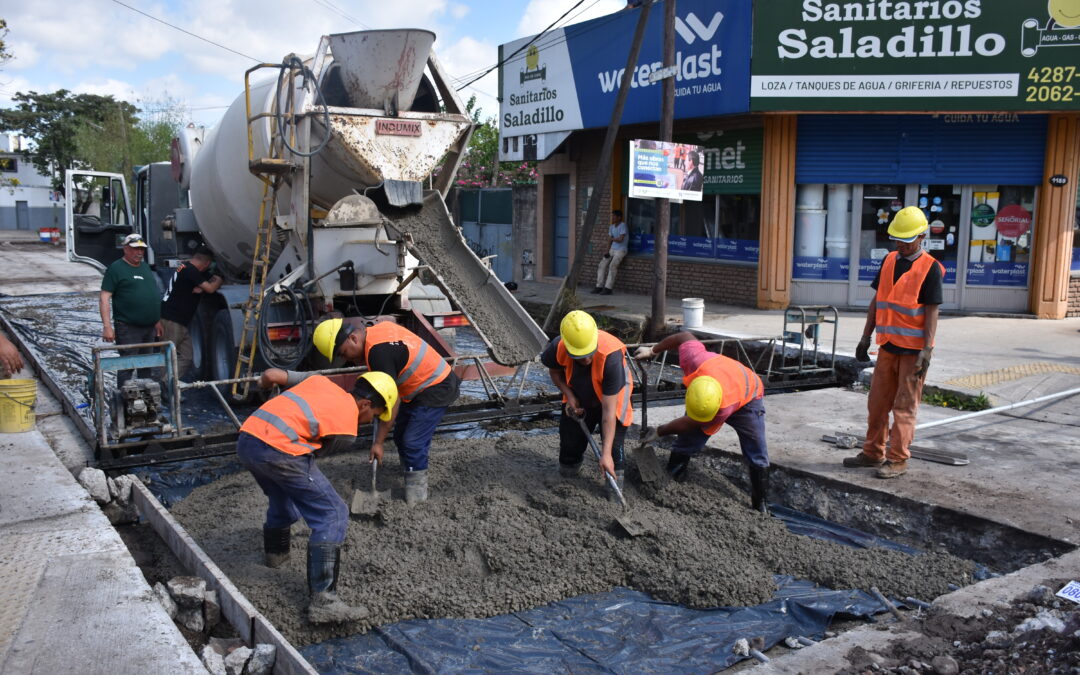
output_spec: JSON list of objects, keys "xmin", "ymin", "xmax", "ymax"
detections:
[
  {"xmin": 572, "ymin": 415, "xmax": 654, "ymax": 537},
  {"xmin": 350, "ymin": 458, "xmax": 391, "ymax": 516},
  {"xmin": 629, "ymin": 360, "xmax": 666, "ymax": 484}
]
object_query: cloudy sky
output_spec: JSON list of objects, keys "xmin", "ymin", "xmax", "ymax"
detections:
[{"xmin": 0, "ymin": 0, "xmax": 624, "ymax": 127}]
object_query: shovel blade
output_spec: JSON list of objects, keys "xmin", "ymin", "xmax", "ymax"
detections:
[
  {"xmin": 615, "ymin": 511, "xmax": 655, "ymax": 537},
  {"xmin": 632, "ymin": 443, "xmax": 666, "ymax": 484},
  {"xmin": 350, "ymin": 488, "xmax": 391, "ymax": 516}
]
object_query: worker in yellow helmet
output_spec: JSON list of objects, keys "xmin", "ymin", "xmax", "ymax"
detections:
[
  {"xmin": 311, "ymin": 317, "xmax": 460, "ymax": 505},
  {"xmin": 848, "ymin": 205, "xmax": 942, "ymax": 479},
  {"xmin": 634, "ymin": 331, "xmax": 770, "ymax": 514},
  {"xmin": 240, "ymin": 369, "xmax": 397, "ymax": 624},
  {"xmin": 541, "ymin": 310, "xmax": 633, "ymax": 497}
]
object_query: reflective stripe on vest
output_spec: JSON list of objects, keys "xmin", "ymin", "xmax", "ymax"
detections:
[
  {"xmin": 683, "ymin": 353, "xmax": 762, "ymax": 436},
  {"xmin": 874, "ymin": 251, "xmax": 941, "ymax": 351},
  {"xmin": 364, "ymin": 322, "xmax": 451, "ymax": 402},
  {"xmin": 250, "ymin": 409, "xmax": 319, "ymax": 453},
  {"xmin": 239, "ymin": 375, "xmax": 358, "ymax": 456},
  {"xmin": 555, "ymin": 331, "xmax": 634, "ymax": 426},
  {"xmin": 281, "ymin": 391, "xmax": 319, "ymax": 437}
]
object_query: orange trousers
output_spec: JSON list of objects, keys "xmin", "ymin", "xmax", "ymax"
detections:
[{"xmin": 862, "ymin": 349, "xmax": 927, "ymax": 463}]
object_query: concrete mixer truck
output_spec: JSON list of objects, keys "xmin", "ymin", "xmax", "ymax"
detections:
[{"xmin": 65, "ymin": 29, "xmax": 546, "ymax": 401}]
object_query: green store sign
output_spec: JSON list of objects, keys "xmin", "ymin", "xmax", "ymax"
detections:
[
  {"xmin": 676, "ymin": 128, "xmax": 763, "ymax": 195},
  {"xmin": 751, "ymin": 0, "xmax": 1080, "ymax": 111}
]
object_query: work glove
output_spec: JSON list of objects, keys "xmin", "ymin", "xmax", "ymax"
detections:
[
  {"xmin": 641, "ymin": 427, "xmax": 660, "ymax": 445},
  {"xmin": 913, "ymin": 346, "xmax": 933, "ymax": 378},
  {"xmin": 855, "ymin": 335, "xmax": 872, "ymax": 362},
  {"xmin": 633, "ymin": 345, "xmax": 654, "ymax": 361}
]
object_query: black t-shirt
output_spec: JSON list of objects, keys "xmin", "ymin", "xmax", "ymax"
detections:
[
  {"xmin": 540, "ymin": 337, "xmax": 626, "ymax": 409},
  {"xmin": 161, "ymin": 263, "xmax": 210, "ymax": 325},
  {"xmin": 367, "ymin": 341, "xmax": 460, "ymax": 408},
  {"xmin": 871, "ymin": 252, "xmax": 943, "ymax": 355}
]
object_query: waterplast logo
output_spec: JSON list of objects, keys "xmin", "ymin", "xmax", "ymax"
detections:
[
  {"xmin": 675, "ymin": 11, "xmax": 725, "ymax": 44},
  {"xmin": 597, "ymin": 11, "xmax": 725, "ymax": 93}
]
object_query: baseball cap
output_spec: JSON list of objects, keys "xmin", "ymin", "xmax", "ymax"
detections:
[{"xmin": 121, "ymin": 233, "xmax": 148, "ymax": 248}]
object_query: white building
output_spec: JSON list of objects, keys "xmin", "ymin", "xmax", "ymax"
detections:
[{"xmin": 1, "ymin": 134, "xmax": 64, "ymax": 231}]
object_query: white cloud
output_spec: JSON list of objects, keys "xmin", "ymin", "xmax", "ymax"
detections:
[
  {"xmin": 450, "ymin": 3, "xmax": 470, "ymax": 20},
  {"xmin": 516, "ymin": 0, "xmax": 625, "ymax": 39},
  {"xmin": 439, "ymin": 35, "xmax": 499, "ymax": 109}
]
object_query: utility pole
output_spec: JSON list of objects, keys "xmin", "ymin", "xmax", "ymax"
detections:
[
  {"xmin": 650, "ymin": 0, "xmax": 676, "ymax": 338},
  {"xmin": 542, "ymin": 1, "xmax": 654, "ymax": 333}
]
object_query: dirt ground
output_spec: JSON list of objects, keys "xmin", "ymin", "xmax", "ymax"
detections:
[
  {"xmin": 170, "ymin": 431, "xmax": 976, "ymax": 647},
  {"xmin": 838, "ymin": 581, "xmax": 1080, "ymax": 674}
]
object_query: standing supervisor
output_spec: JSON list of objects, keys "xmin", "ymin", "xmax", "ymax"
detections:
[
  {"xmin": 240, "ymin": 369, "xmax": 397, "ymax": 624},
  {"xmin": 846, "ymin": 206, "xmax": 942, "ymax": 479},
  {"xmin": 635, "ymin": 332, "xmax": 770, "ymax": 514},
  {"xmin": 160, "ymin": 247, "xmax": 222, "ymax": 380},
  {"xmin": 312, "ymin": 318, "xmax": 460, "ymax": 505},
  {"xmin": 99, "ymin": 233, "xmax": 162, "ymax": 384},
  {"xmin": 592, "ymin": 210, "xmax": 628, "ymax": 296},
  {"xmin": 542, "ymin": 310, "xmax": 633, "ymax": 497}
]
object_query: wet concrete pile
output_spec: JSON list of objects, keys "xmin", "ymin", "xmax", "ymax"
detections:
[{"xmin": 171, "ymin": 432, "xmax": 976, "ymax": 647}]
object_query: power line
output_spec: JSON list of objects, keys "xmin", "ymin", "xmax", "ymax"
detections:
[
  {"xmin": 108, "ymin": 0, "xmax": 261, "ymax": 63},
  {"xmin": 309, "ymin": 0, "xmax": 371, "ymax": 30},
  {"xmin": 456, "ymin": 0, "xmax": 588, "ymax": 91}
]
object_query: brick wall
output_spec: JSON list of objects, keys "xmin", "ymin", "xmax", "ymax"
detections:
[
  {"xmin": 566, "ymin": 132, "xmax": 759, "ymax": 307},
  {"xmin": 1069, "ymin": 275, "xmax": 1080, "ymax": 317}
]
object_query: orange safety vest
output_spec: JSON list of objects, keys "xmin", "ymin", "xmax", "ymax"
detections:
[
  {"xmin": 682, "ymin": 354, "xmax": 762, "ymax": 436},
  {"xmin": 555, "ymin": 330, "xmax": 634, "ymax": 425},
  {"xmin": 363, "ymin": 321, "xmax": 450, "ymax": 403},
  {"xmin": 239, "ymin": 375, "xmax": 359, "ymax": 456},
  {"xmin": 874, "ymin": 251, "xmax": 943, "ymax": 351}
]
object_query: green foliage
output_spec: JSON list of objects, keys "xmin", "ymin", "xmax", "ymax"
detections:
[
  {"xmin": 455, "ymin": 96, "xmax": 536, "ymax": 188},
  {"xmin": 0, "ymin": 90, "xmax": 135, "ymax": 192},
  {"xmin": 73, "ymin": 97, "xmax": 185, "ymax": 183},
  {"xmin": 0, "ymin": 18, "xmax": 12, "ymax": 67},
  {"xmin": 922, "ymin": 390, "xmax": 991, "ymax": 411}
]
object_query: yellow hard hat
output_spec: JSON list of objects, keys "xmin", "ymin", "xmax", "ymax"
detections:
[
  {"xmin": 685, "ymin": 376, "xmax": 722, "ymax": 423},
  {"xmin": 313, "ymin": 318, "xmax": 344, "ymax": 360},
  {"xmin": 355, "ymin": 371, "xmax": 397, "ymax": 422},
  {"xmin": 887, "ymin": 206, "xmax": 929, "ymax": 242},
  {"xmin": 560, "ymin": 310, "xmax": 598, "ymax": 358}
]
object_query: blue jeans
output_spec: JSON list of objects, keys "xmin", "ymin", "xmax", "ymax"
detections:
[
  {"xmin": 392, "ymin": 402, "xmax": 449, "ymax": 471},
  {"xmin": 235, "ymin": 432, "xmax": 349, "ymax": 544},
  {"xmin": 114, "ymin": 321, "xmax": 157, "ymax": 385},
  {"xmin": 671, "ymin": 397, "xmax": 770, "ymax": 468}
]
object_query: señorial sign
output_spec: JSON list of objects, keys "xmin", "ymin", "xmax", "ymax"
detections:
[
  {"xmin": 751, "ymin": 0, "xmax": 1080, "ymax": 111},
  {"xmin": 498, "ymin": 0, "xmax": 751, "ymax": 153},
  {"xmin": 1057, "ymin": 580, "xmax": 1080, "ymax": 604},
  {"xmin": 995, "ymin": 204, "xmax": 1032, "ymax": 238},
  {"xmin": 628, "ymin": 140, "xmax": 705, "ymax": 202}
]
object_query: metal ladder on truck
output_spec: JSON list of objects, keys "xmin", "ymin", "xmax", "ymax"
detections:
[{"xmin": 230, "ymin": 61, "xmax": 302, "ymax": 401}]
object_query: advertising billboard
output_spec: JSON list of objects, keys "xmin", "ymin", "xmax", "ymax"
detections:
[
  {"xmin": 751, "ymin": 0, "xmax": 1080, "ymax": 111},
  {"xmin": 628, "ymin": 140, "xmax": 705, "ymax": 201},
  {"xmin": 498, "ymin": 0, "xmax": 751, "ymax": 154}
]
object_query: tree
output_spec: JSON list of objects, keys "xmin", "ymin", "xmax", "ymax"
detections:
[
  {"xmin": 0, "ymin": 90, "xmax": 134, "ymax": 193},
  {"xmin": 454, "ymin": 96, "xmax": 536, "ymax": 188},
  {"xmin": 73, "ymin": 96, "xmax": 185, "ymax": 181},
  {"xmin": 0, "ymin": 19, "xmax": 12, "ymax": 68}
]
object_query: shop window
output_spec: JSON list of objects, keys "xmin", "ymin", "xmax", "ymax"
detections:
[
  {"xmin": 793, "ymin": 183, "xmax": 859, "ymax": 281},
  {"xmin": 965, "ymin": 186, "xmax": 1036, "ymax": 288},
  {"xmin": 628, "ymin": 195, "xmax": 760, "ymax": 263},
  {"xmin": 0, "ymin": 157, "xmax": 17, "ymax": 173}
]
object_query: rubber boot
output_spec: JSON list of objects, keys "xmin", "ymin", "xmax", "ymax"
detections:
[
  {"xmin": 748, "ymin": 464, "xmax": 771, "ymax": 516},
  {"xmin": 263, "ymin": 525, "xmax": 291, "ymax": 568},
  {"xmin": 558, "ymin": 461, "xmax": 582, "ymax": 479},
  {"xmin": 667, "ymin": 453, "xmax": 692, "ymax": 482},
  {"xmin": 404, "ymin": 469, "xmax": 429, "ymax": 506},
  {"xmin": 307, "ymin": 543, "xmax": 369, "ymax": 624},
  {"xmin": 607, "ymin": 469, "xmax": 625, "ymax": 502}
]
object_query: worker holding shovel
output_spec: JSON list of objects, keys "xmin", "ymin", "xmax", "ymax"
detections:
[
  {"xmin": 239, "ymin": 369, "xmax": 397, "ymax": 624},
  {"xmin": 541, "ymin": 310, "xmax": 634, "ymax": 498},
  {"xmin": 313, "ymin": 318, "xmax": 460, "ymax": 506},
  {"xmin": 635, "ymin": 332, "xmax": 771, "ymax": 514}
]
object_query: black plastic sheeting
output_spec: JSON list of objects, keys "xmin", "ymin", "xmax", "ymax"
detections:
[{"xmin": 302, "ymin": 578, "xmax": 887, "ymax": 674}]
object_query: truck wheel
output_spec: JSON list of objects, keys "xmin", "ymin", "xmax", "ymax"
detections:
[
  {"xmin": 210, "ymin": 308, "xmax": 257, "ymax": 404},
  {"xmin": 188, "ymin": 310, "xmax": 208, "ymax": 380}
]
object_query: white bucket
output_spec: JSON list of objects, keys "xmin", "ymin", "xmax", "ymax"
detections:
[{"xmin": 682, "ymin": 298, "xmax": 704, "ymax": 329}]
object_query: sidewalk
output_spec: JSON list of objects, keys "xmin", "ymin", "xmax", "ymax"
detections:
[{"xmin": 515, "ymin": 279, "xmax": 1080, "ymax": 405}]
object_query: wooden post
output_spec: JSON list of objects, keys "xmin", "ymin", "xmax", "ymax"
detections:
[
  {"xmin": 542, "ymin": 1, "xmax": 653, "ymax": 333},
  {"xmin": 757, "ymin": 114, "xmax": 798, "ymax": 310},
  {"xmin": 1030, "ymin": 113, "xmax": 1080, "ymax": 319},
  {"xmin": 650, "ymin": 0, "xmax": 677, "ymax": 339}
]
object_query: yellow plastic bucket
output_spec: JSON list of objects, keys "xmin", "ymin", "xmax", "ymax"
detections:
[{"xmin": 0, "ymin": 379, "xmax": 37, "ymax": 433}]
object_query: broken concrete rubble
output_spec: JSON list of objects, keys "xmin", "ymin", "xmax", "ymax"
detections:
[
  {"xmin": 167, "ymin": 575, "xmax": 207, "ymax": 608},
  {"xmin": 153, "ymin": 581, "xmax": 178, "ymax": 619},
  {"xmin": 76, "ymin": 466, "xmax": 110, "ymax": 504},
  {"xmin": 224, "ymin": 646, "xmax": 252, "ymax": 675}
]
